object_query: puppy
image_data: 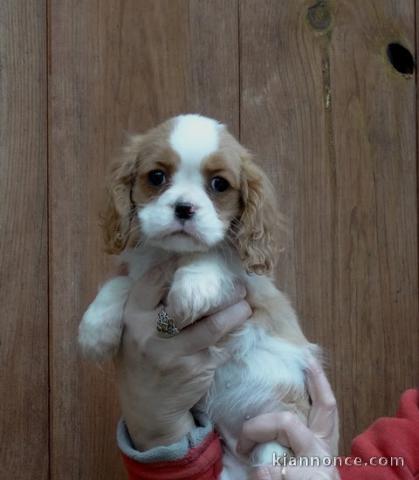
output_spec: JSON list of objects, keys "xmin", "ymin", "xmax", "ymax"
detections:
[{"xmin": 79, "ymin": 114, "xmax": 334, "ymax": 478}]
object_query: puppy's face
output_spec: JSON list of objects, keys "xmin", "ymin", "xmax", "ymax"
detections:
[
  {"xmin": 103, "ymin": 114, "xmax": 278, "ymax": 273},
  {"xmin": 132, "ymin": 116, "xmax": 242, "ymax": 252}
]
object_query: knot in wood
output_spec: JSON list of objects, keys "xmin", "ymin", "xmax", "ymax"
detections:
[{"xmin": 307, "ymin": 0, "xmax": 332, "ymax": 31}]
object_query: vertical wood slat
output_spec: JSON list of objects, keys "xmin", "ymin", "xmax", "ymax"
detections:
[
  {"xmin": 240, "ymin": 0, "xmax": 418, "ymax": 454},
  {"xmin": 2, "ymin": 1, "xmax": 418, "ymax": 478},
  {"xmin": 329, "ymin": 0, "xmax": 417, "ymax": 453},
  {"xmin": 48, "ymin": 1, "xmax": 238, "ymax": 478},
  {"xmin": 0, "ymin": 1, "xmax": 49, "ymax": 479}
]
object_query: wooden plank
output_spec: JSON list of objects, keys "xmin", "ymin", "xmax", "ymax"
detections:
[
  {"xmin": 48, "ymin": 1, "xmax": 238, "ymax": 478},
  {"xmin": 329, "ymin": 0, "xmax": 417, "ymax": 453},
  {"xmin": 240, "ymin": 0, "xmax": 418, "ymax": 454},
  {"xmin": 0, "ymin": 1, "xmax": 49, "ymax": 479}
]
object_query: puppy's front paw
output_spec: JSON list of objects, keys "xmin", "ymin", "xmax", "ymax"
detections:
[
  {"xmin": 168, "ymin": 271, "xmax": 234, "ymax": 329},
  {"xmin": 78, "ymin": 276, "xmax": 132, "ymax": 361},
  {"xmin": 249, "ymin": 441, "xmax": 292, "ymax": 468},
  {"xmin": 78, "ymin": 303, "xmax": 123, "ymax": 361}
]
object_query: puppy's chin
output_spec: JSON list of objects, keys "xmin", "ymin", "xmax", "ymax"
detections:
[{"xmin": 150, "ymin": 233, "xmax": 211, "ymax": 253}]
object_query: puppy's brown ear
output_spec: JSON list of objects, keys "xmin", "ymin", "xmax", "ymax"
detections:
[
  {"xmin": 100, "ymin": 135, "xmax": 143, "ymax": 254},
  {"xmin": 236, "ymin": 152, "xmax": 280, "ymax": 275}
]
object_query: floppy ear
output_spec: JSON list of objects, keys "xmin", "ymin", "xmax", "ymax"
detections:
[
  {"xmin": 100, "ymin": 135, "xmax": 143, "ymax": 254},
  {"xmin": 236, "ymin": 153, "xmax": 280, "ymax": 275}
]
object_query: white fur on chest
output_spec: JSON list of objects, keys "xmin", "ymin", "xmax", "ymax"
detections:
[{"xmin": 202, "ymin": 324, "xmax": 311, "ymax": 437}]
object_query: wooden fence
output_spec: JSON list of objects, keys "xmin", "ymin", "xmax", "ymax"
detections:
[{"xmin": 1, "ymin": 1, "xmax": 418, "ymax": 478}]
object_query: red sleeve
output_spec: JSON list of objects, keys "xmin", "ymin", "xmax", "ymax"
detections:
[
  {"xmin": 121, "ymin": 389, "xmax": 419, "ymax": 479},
  {"xmin": 338, "ymin": 388, "xmax": 419, "ymax": 480},
  {"xmin": 121, "ymin": 431, "xmax": 223, "ymax": 480}
]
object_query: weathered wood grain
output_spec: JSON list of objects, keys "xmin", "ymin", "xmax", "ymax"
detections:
[
  {"xmin": 48, "ymin": 1, "xmax": 238, "ymax": 478},
  {"xmin": 329, "ymin": 0, "xmax": 417, "ymax": 454},
  {"xmin": 2, "ymin": 1, "xmax": 418, "ymax": 478},
  {"xmin": 0, "ymin": 1, "xmax": 48, "ymax": 478},
  {"xmin": 240, "ymin": 0, "xmax": 418, "ymax": 454}
]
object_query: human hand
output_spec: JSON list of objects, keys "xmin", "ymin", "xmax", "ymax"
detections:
[
  {"xmin": 237, "ymin": 360, "xmax": 340, "ymax": 479},
  {"xmin": 115, "ymin": 265, "xmax": 251, "ymax": 451}
]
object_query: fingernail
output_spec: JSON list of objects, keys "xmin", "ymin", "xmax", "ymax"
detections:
[
  {"xmin": 238, "ymin": 284, "xmax": 246, "ymax": 298},
  {"xmin": 255, "ymin": 467, "xmax": 272, "ymax": 480}
]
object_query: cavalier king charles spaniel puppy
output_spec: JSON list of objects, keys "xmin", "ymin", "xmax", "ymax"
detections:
[{"xmin": 78, "ymin": 114, "xmax": 332, "ymax": 478}]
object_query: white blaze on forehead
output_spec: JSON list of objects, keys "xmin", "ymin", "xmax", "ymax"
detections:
[{"xmin": 169, "ymin": 114, "xmax": 220, "ymax": 167}]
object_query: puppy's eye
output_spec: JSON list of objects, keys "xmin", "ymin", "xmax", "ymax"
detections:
[
  {"xmin": 148, "ymin": 169, "xmax": 166, "ymax": 186},
  {"xmin": 210, "ymin": 176, "xmax": 230, "ymax": 192}
]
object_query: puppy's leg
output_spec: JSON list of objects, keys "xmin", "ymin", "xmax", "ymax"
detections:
[
  {"xmin": 243, "ymin": 274, "xmax": 309, "ymax": 345},
  {"xmin": 78, "ymin": 276, "xmax": 133, "ymax": 361},
  {"xmin": 239, "ymin": 274, "xmax": 321, "ymax": 470},
  {"xmin": 249, "ymin": 442, "xmax": 291, "ymax": 468},
  {"xmin": 167, "ymin": 254, "xmax": 236, "ymax": 329}
]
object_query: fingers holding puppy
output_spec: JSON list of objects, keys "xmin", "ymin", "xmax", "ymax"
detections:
[
  {"xmin": 172, "ymin": 299, "xmax": 251, "ymax": 355},
  {"xmin": 121, "ymin": 277, "xmax": 249, "ymax": 361},
  {"xmin": 236, "ymin": 360, "xmax": 340, "ymax": 480},
  {"xmin": 116, "ymin": 273, "xmax": 252, "ymax": 450},
  {"xmin": 166, "ymin": 276, "xmax": 247, "ymax": 330},
  {"xmin": 123, "ymin": 298, "xmax": 251, "ymax": 370}
]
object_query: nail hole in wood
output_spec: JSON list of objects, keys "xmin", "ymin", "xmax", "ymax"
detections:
[
  {"xmin": 387, "ymin": 43, "xmax": 414, "ymax": 75},
  {"xmin": 307, "ymin": 0, "xmax": 331, "ymax": 31}
]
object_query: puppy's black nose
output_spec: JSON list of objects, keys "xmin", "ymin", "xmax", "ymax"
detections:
[{"xmin": 175, "ymin": 202, "xmax": 195, "ymax": 220}]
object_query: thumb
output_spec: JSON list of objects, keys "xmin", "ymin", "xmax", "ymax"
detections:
[{"xmin": 126, "ymin": 264, "xmax": 173, "ymax": 311}]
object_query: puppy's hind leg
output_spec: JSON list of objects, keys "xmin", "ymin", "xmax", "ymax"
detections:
[{"xmin": 78, "ymin": 276, "xmax": 133, "ymax": 361}]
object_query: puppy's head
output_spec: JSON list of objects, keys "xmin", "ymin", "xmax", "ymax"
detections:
[{"xmin": 102, "ymin": 114, "xmax": 279, "ymax": 274}]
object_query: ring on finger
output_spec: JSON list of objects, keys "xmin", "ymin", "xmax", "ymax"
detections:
[{"xmin": 156, "ymin": 308, "xmax": 179, "ymax": 338}]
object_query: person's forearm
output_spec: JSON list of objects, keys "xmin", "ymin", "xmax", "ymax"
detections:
[
  {"xmin": 118, "ymin": 373, "xmax": 195, "ymax": 450},
  {"xmin": 125, "ymin": 408, "xmax": 195, "ymax": 450},
  {"xmin": 118, "ymin": 414, "xmax": 223, "ymax": 480},
  {"xmin": 114, "ymin": 276, "xmax": 250, "ymax": 477}
]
